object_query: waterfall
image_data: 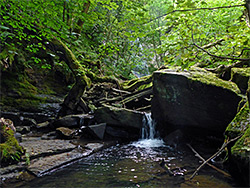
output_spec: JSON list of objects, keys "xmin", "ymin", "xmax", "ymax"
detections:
[
  {"xmin": 131, "ymin": 112, "xmax": 165, "ymax": 148},
  {"xmin": 141, "ymin": 112, "xmax": 156, "ymax": 139}
]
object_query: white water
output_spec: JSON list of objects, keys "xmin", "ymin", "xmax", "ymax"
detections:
[{"xmin": 131, "ymin": 112, "xmax": 165, "ymax": 148}]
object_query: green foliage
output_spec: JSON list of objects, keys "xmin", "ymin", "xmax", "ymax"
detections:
[
  {"xmin": 0, "ymin": 0, "xmax": 249, "ymax": 79},
  {"xmin": 156, "ymin": 0, "xmax": 247, "ymax": 67}
]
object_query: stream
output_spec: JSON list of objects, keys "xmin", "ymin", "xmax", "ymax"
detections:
[{"xmin": 18, "ymin": 113, "xmax": 237, "ymax": 187}]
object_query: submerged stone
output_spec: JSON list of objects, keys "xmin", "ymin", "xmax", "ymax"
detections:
[
  {"xmin": 152, "ymin": 67, "xmax": 242, "ymax": 135},
  {"xmin": 231, "ymin": 67, "xmax": 250, "ymax": 94}
]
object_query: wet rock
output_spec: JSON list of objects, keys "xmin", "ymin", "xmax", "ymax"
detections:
[
  {"xmin": 231, "ymin": 67, "xmax": 250, "ymax": 94},
  {"xmin": 36, "ymin": 121, "xmax": 52, "ymax": 133},
  {"xmin": 0, "ymin": 112, "xmax": 22, "ymax": 126},
  {"xmin": 21, "ymin": 118, "xmax": 37, "ymax": 128},
  {"xmin": 105, "ymin": 126, "xmax": 130, "ymax": 139},
  {"xmin": 14, "ymin": 132, "xmax": 22, "ymax": 143},
  {"xmin": 41, "ymin": 131, "xmax": 57, "ymax": 140},
  {"xmin": 152, "ymin": 67, "xmax": 242, "ymax": 136},
  {"xmin": 86, "ymin": 123, "xmax": 106, "ymax": 140},
  {"xmin": 225, "ymin": 102, "xmax": 250, "ymax": 186},
  {"xmin": 20, "ymin": 139, "xmax": 76, "ymax": 159},
  {"xmin": 52, "ymin": 114, "xmax": 94, "ymax": 128},
  {"xmin": 163, "ymin": 129, "xmax": 184, "ymax": 148},
  {"xmin": 85, "ymin": 143, "xmax": 104, "ymax": 151},
  {"xmin": 16, "ymin": 126, "xmax": 30, "ymax": 134},
  {"xmin": 27, "ymin": 149, "xmax": 89, "ymax": 177},
  {"xmin": 94, "ymin": 105, "xmax": 144, "ymax": 129},
  {"xmin": 56, "ymin": 127, "xmax": 75, "ymax": 139}
]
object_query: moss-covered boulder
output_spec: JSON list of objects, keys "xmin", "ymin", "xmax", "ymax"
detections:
[
  {"xmin": 152, "ymin": 67, "xmax": 242, "ymax": 136},
  {"xmin": 231, "ymin": 67, "xmax": 250, "ymax": 94},
  {"xmin": 0, "ymin": 118, "xmax": 23, "ymax": 166},
  {"xmin": 225, "ymin": 102, "xmax": 250, "ymax": 139},
  {"xmin": 225, "ymin": 102, "xmax": 250, "ymax": 186}
]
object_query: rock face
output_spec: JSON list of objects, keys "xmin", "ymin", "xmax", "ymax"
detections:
[
  {"xmin": 225, "ymin": 102, "xmax": 250, "ymax": 186},
  {"xmin": 94, "ymin": 105, "xmax": 144, "ymax": 129},
  {"xmin": 231, "ymin": 67, "xmax": 250, "ymax": 94},
  {"xmin": 152, "ymin": 68, "xmax": 242, "ymax": 135}
]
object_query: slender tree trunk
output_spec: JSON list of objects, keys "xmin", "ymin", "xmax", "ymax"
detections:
[{"xmin": 73, "ymin": 0, "xmax": 90, "ymax": 35}]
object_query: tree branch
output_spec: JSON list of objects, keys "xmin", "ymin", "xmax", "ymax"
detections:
[
  {"xmin": 191, "ymin": 30, "xmax": 250, "ymax": 62},
  {"xmin": 146, "ymin": 4, "xmax": 246, "ymax": 24},
  {"xmin": 189, "ymin": 134, "xmax": 242, "ymax": 180}
]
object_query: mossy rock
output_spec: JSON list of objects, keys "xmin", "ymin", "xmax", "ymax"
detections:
[
  {"xmin": 225, "ymin": 102, "xmax": 250, "ymax": 139},
  {"xmin": 231, "ymin": 67, "xmax": 250, "ymax": 94},
  {"xmin": 228, "ymin": 127, "xmax": 250, "ymax": 186},
  {"xmin": 121, "ymin": 75, "xmax": 152, "ymax": 92},
  {"xmin": 0, "ymin": 124, "xmax": 23, "ymax": 166},
  {"xmin": 247, "ymin": 79, "xmax": 250, "ymax": 105},
  {"xmin": 152, "ymin": 67, "xmax": 242, "ymax": 135}
]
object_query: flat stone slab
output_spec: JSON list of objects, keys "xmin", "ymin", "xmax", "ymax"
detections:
[
  {"xmin": 20, "ymin": 139, "xmax": 76, "ymax": 158},
  {"xmin": 27, "ymin": 148, "xmax": 92, "ymax": 176}
]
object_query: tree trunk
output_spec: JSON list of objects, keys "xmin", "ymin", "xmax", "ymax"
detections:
[
  {"xmin": 46, "ymin": 38, "xmax": 91, "ymax": 117},
  {"xmin": 73, "ymin": 0, "xmax": 90, "ymax": 35}
]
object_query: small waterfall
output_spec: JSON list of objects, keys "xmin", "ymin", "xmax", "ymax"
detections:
[
  {"xmin": 131, "ymin": 112, "xmax": 165, "ymax": 148},
  {"xmin": 141, "ymin": 112, "xmax": 156, "ymax": 139}
]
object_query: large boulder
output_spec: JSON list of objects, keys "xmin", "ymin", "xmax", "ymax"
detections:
[
  {"xmin": 152, "ymin": 67, "xmax": 242, "ymax": 136},
  {"xmin": 231, "ymin": 67, "xmax": 250, "ymax": 94},
  {"xmin": 225, "ymin": 102, "xmax": 250, "ymax": 187},
  {"xmin": 94, "ymin": 105, "xmax": 144, "ymax": 129}
]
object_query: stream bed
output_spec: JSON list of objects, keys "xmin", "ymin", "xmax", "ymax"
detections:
[{"xmin": 18, "ymin": 138, "xmax": 237, "ymax": 188}]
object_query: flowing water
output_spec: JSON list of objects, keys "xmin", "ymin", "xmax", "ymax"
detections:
[{"xmin": 18, "ymin": 113, "xmax": 237, "ymax": 187}]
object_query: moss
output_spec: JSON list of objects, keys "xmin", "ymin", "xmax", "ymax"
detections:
[
  {"xmin": 231, "ymin": 127, "xmax": 250, "ymax": 158},
  {"xmin": 231, "ymin": 67, "xmax": 250, "ymax": 78},
  {"xmin": 1, "ymin": 72, "xmax": 38, "ymax": 98},
  {"xmin": 1, "ymin": 96, "xmax": 46, "ymax": 111},
  {"xmin": 156, "ymin": 67, "xmax": 240, "ymax": 94},
  {"xmin": 188, "ymin": 67, "xmax": 240, "ymax": 94},
  {"xmin": 121, "ymin": 75, "xmax": 152, "ymax": 92},
  {"xmin": 225, "ymin": 102, "xmax": 250, "ymax": 139},
  {"xmin": 0, "ymin": 125, "xmax": 23, "ymax": 165}
]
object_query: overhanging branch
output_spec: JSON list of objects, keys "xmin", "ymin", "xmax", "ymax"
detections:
[
  {"xmin": 191, "ymin": 30, "xmax": 250, "ymax": 62},
  {"xmin": 146, "ymin": 4, "xmax": 246, "ymax": 24}
]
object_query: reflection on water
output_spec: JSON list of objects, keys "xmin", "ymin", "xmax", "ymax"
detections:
[{"xmin": 19, "ymin": 139, "xmax": 236, "ymax": 188}]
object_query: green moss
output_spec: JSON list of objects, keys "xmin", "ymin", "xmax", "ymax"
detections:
[
  {"xmin": 231, "ymin": 67, "xmax": 250, "ymax": 78},
  {"xmin": 0, "ymin": 125, "xmax": 23, "ymax": 164},
  {"xmin": 121, "ymin": 75, "xmax": 152, "ymax": 92},
  {"xmin": 156, "ymin": 67, "xmax": 240, "ymax": 94},
  {"xmin": 2, "ymin": 72, "xmax": 38, "ymax": 98},
  {"xmin": 225, "ymin": 102, "xmax": 250, "ymax": 139},
  {"xmin": 188, "ymin": 67, "xmax": 240, "ymax": 94},
  {"xmin": 231, "ymin": 127, "xmax": 250, "ymax": 158}
]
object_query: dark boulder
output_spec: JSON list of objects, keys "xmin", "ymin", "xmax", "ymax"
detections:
[
  {"xmin": 94, "ymin": 105, "xmax": 144, "ymax": 129},
  {"xmin": 152, "ymin": 67, "xmax": 242, "ymax": 136},
  {"xmin": 86, "ymin": 123, "xmax": 106, "ymax": 140},
  {"xmin": 52, "ymin": 114, "xmax": 94, "ymax": 128}
]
